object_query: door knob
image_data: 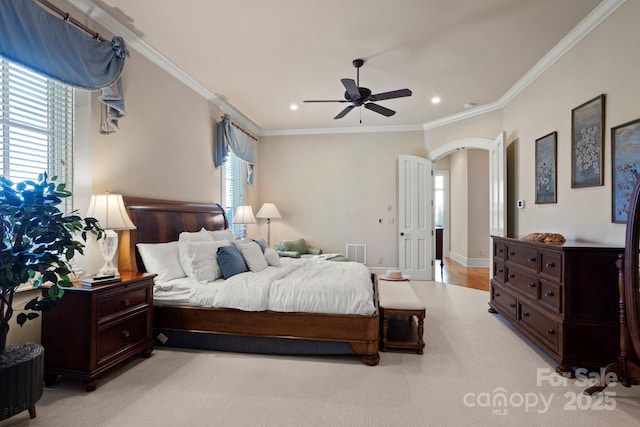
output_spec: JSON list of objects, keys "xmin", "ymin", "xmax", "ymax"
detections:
[{"xmin": 400, "ymin": 232, "xmax": 405, "ymax": 236}]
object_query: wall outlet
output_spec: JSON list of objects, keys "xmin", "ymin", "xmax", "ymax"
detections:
[{"xmin": 517, "ymin": 199, "xmax": 525, "ymax": 209}]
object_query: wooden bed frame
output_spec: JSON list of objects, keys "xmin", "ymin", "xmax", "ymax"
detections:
[{"xmin": 117, "ymin": 197, "xmax": 380, "ymax": 366}]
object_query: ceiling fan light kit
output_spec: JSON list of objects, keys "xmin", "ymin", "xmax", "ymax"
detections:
[{"xmin": 304, "ymin": 59, "xmax": 412, "ymax": 120}]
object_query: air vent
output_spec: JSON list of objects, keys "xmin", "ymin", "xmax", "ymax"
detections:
[{"xmin": 346, "ymin": 244, "xmax": 366, "ymax": 264}]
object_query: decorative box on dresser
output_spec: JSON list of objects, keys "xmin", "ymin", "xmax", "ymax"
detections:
[
  {"xmin": 41, "ymin": 272, "xmax": 155, "ymax": 391},
  {"xmin": 489, "ymin": 236, "xmax": 621, "ymax": 374}
]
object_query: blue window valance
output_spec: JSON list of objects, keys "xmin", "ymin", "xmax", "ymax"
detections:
[
  {"xmin": 215, "ymin": 115, "xmax": 256, "ymax": 186},
  {"xmin": 0, "ymin": 0, "xmax": 129, "ymax": 134}
]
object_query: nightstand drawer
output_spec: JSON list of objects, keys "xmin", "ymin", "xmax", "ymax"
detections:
[
  {"xmin": 520, "ymin": 302, "xmax": 559, "ymax": 351},
  {"xmin": 97, "ymin": 311, "xmax": 149, "ymax": 364},
  {"xmin": 97, "ymin": 285, "xmax": 149, "ymax": 322}
]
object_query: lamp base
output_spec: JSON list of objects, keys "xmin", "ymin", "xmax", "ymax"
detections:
[{"xmin": 97, "ymin": 229, "xmax": 120, "ymax": 278}]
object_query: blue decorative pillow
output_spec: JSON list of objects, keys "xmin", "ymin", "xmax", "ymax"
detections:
[{"xmin": 217, "ymin": 244, "xmax": 249, "ymax": 279}]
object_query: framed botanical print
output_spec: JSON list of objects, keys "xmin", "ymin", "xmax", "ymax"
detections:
[
  {"xmin": 612, "ymin": 117, "xmax": 640, "ymax": 223},
  {"xmin": 571, "ymin": 94, "xmax": 605, "ymax": 188},
  {"xmin": 535, "ymin": 132, "xmax": 557, "ymax": 204}
]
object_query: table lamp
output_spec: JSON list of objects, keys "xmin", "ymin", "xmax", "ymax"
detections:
[
  {"xmin": 256, "ymin": 203, "xmax": 281, "ymax": 246},
  {"xmin": 86, "ymin": 193, "xmax": 136, "ymax": 278},
  {"xmin": 233, "ymin": 205, "xmax": 256, "ymax": 239}
]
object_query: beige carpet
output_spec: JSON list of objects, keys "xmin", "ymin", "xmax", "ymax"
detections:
[{"xmin": 2, "ymin": 281, "xmax": 640, "ymax": 427}]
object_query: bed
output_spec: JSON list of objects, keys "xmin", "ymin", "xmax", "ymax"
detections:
[{"xmin": 117, "ymin": 197, "xmax": 380, "ymax": 365}]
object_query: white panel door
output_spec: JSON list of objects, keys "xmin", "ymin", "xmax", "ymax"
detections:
[
  {"xmin": 398, "ymin": 155, "xmax": 433, "ymax": 280},
  {"xmin": 489, "ymin": 131, "xmax": 507, "ymax": 275}
]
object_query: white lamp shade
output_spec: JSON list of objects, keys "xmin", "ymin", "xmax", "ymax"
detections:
[
  {"xmin": 86, "ymin": 193, "xmax": 136, "ymax": 230},
  {"xmin": 256, "ymin": 203, "xmax": 281, "ymax": 219},
  {"xmin": 233, "ymin": 205, "xmax": 256, "ymax": 224}
]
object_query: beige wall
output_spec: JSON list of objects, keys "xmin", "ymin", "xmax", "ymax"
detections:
[
  {"xmin": 467, "ymin": 150, "xmax": 490, "ymax": 260},
  {"xmin": 255, "ymin": 132, "xmax": 425, "ymax": 267},
  {"xmin": 501, "ymin": 0, "xmax": 639, "ymax": 246},
  {"xmin": 450, "ymin": 151, "xmax": 468, "ymax": 258}
]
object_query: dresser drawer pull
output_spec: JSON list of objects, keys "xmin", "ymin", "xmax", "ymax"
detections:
[
  {"xmin": 522, "ymin": 312, "xmax": 530, "ymax": 317},
  {"xmin": 545, "ymin": 261, "xmax": 555, "ymax": 268},
  {"xmin": 544, "ymin": 290, "xmax": 554, "ymax": 297},
  {"xmin": 508, "ymin": 273, "xmax": 515, "ymax": 278},
  {"xmin": 497, "ymin": 268, "xmax": 504, "ymax": 273},
  {"xmin": 494, "ymin": 293, "xmax": 501, "ymax": 297},
  {"xmin": 509, "ymin": 304, "xmax": 516, "ymax": 308},
  {"xmin": 527, "ymin": 282, "xmax": 536, "ymax": 288},
  {"xmin": 527, "ymin": 257, "xmax": 536, "ymax": 263},
  {"xmin": 508, "ymin": 251, "xmax": 515, "ymax": 256},
  {"xmin": 497, "ymin": 248, "xmax": 504, "ymax": 253},
  {"xmin": 545, "ymin": 329, "xmax": 555, "ymax": 335},
  {"xmin": 121, "ymin": 330, "xmax": 130, "ymax": 338},
  {"xmin": 121, "ymin": 299, "xmax": 131, "ymax": 307}
]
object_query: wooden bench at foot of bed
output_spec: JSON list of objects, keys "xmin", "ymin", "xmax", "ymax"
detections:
[{"xmin": 378, "ymin": 280, "xmax": 425, "ymax": 354}]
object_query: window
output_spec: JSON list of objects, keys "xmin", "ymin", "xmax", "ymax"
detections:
[
  {"xmin": 223, "ymin": 150, "xmax": 247, "ymax": 236},
  {"xmin": 0, "ymin": 59, "xmax": 74, "ymax": 211},
  {"xmin": 434, "ymin": 174, "xmax": 444, "ymax": 227}
]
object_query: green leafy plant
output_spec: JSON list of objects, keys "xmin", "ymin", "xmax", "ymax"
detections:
[{"xmin": 0, "ymin": 173, "xmax": 103, "ymax": 352}]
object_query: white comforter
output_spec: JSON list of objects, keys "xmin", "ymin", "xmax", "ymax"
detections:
[{"xmin": 153, "ymin": 258, "xmax": 376, "ymax": 315}]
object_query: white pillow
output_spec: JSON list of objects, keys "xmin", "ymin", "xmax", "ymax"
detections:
[
  {"xmin": 264, "ymin": 247, "xmax": 281, "ymax": 267},
  {"xmin": 209, "ymin": 228, "xmax": 236, "ymax": 242},
  {"xmin": 179, "ymin": 228, "xmax": 214, "ymax": 243},
  {"xmin": 136, "ymin": 241, "xmax": 186, "ymax": 283},
  {"xmin": 178, "ymin": 239, "xmax": 230, "ymax": 282},
  {"xmin": 236, "ymin": 241, "xmax": 269, "ymax": 272}
]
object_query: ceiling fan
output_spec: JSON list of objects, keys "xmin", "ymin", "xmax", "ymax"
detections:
[{"xmin": 304, "ymin": 59, "xmax": 412, "ymax": 120}]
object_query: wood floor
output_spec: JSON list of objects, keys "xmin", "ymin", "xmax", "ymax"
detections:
[{"xmin": 434, "ymin": 257, "xmax": 490, "ymax": 291}]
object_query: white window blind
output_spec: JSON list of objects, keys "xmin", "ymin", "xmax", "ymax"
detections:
[
  {"xmin": 224, "ymin": 151, "xmax": 246, "ymax": 236},
  {"xmin": 0, "ymin": 59, "xmax": 74, "ymax": 211}
]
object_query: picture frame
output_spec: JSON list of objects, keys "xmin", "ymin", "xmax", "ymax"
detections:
[
  {"xmin": 611, "ymin": 117, "xmax": 640, "ymax": 223},
  {"xmin": 535, "ymin": 131, "xmax": 557, "ymax": 204},
  {"xmin": 571, "ymin": 94, "xmax": 605, "ymax": 188}
]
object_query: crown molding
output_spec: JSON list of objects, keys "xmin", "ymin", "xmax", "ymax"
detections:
[{"xmin": 66, "ymin": 0, "xmax": 625, "ymax": 137}]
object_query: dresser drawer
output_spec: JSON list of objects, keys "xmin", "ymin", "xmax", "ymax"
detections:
[
  {"xmin": 97, "ymin": 285, "xmax": 150, "ymax": 322},
  {"xmin": 493, "ymin": 260, "xmax": 506, "ymax": 283},
  {"xmin": 494, "ymin": 241, "xmax": 506, "ymax": 260},
  {"xmin": 506, "ymin": 244, "xmax": 538, "ymax": 272},
  {"xmin": 519, "ymin": 302, "xmax": 559, "ymax": 351},
  {"xmin": 492, "ymin": 284, "xmax": 517, "ymax": 319},
  {"xmin": 539, "ymin": 281, "xmax": 562, "ymax": 313},
  {"xmin": 97, "ymin": 311, "xmax": 150, "ymax": 364},
  {"xmin": 506, "ymin": 267, "xmax": 538, "ymax": 299},
  {"xmin": 539, "ymin": 251, "xmax": 562, "ymax": 283}
]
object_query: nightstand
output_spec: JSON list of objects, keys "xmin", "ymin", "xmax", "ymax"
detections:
[{"xmin": 41, "ymin": 272, "xmax": 155, "ymax": 391}]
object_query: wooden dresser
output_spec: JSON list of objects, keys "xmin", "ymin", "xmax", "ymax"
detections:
[
  {"xmin": 41, "ymin": 272, "xmax": 155, "ymax": 391},
  {"xmin": 489, "ymin": 236, "xmax": 621, "ymax": 373}
]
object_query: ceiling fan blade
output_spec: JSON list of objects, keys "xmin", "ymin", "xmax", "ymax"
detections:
[
  {"xmin": 334, "ymin": 105, "xmax": 355, "ymax": 119},
  {"xmin": 303, "ymin": 100, "xmax": 349, "ymax": 103},
  {"xmin": 341, "ymin": 78, "xmax": 360, "ymax": 100},
  {"xmin": 364, "ymin": 102, "xmax": 396, "ymax": 117},
  {"xmin": 368, "ymin": 88, "xmax": 412, "ymax": 102}
]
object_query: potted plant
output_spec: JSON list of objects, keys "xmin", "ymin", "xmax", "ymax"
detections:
[{"xmin": 0, "ymin": 173, "xmax": 102, "ymax": 420}]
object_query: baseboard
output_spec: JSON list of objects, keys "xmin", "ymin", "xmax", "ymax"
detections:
[{"xmin": 449, "ymin": 251, "xmax": 490, "ymax": 268}]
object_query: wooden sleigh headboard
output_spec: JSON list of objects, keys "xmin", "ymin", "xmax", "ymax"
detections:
[{"xmin": 117, "ymin": 196, "xmax": 228, "ymax": 273}]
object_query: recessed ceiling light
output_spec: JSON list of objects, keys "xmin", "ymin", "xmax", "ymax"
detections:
[
  {"xmin": 290, "ymin": 104, "xmax": 298, "ymax": 111},
  {"xmin": 431, "ymin": 97, "xmax": 441, "ymax": 105}
]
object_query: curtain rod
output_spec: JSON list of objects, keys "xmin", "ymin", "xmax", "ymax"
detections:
[
  {"xmin": 34, "ymin": 0, "xmax": 107, "ymax": 42},
  {"xmin": 222, "ymin": 116, "xmax": 258, "ymax": 141}
]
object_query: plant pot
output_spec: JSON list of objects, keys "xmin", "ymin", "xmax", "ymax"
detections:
[{"xmin": 0, "ymin": 343, "xmax": 44, "ymax": 420}]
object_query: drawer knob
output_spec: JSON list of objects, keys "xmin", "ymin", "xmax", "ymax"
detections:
[
  {"xmin": 545, "ymin": 329, "xmax": 555, "ymax": 335},
  {"xmin": 509, "ymin": 303, "xmax": 516, "ymax": 308},
  {"xmin": 508, "ymin": 251, "xmax": 515, "ymax": 256},
  {"xmin": 508, "ymin": 273, "xmax": 515, "ymax": 278},
  {"xmin": 497, "ymin": 268, "xmax": 504, "ymax": 273},
  {"xmin": 495, "ymin": 293, "xmax": 501, "ymax": 297},
  {"xmin": 545, "ymin": 261, "xmax": 555, "ymax": 268},
  {"xmin": 527, "ymin": 282, "xmax": 536, "ymax": 288},
  {"xmin": 497, "ymin": 248, "xmax": 504, "ymax": 253},
  {"xmin": 527, "ymin": 257, "xmax": 536, "ymax": 263},
  {"xmin": 522, "ymin": 312, "xmax": 530, "ymax": 317},
  {"xmin": 121, "ymin": 330, "xmax": 130, "ymax": 338},
  {"xmin": 544, "ymin": 290, "xmax": 554, "ymax": 297},
  {"xmin": 121, "ymin": 299, "xmax": 131, "ymax": 306}
]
